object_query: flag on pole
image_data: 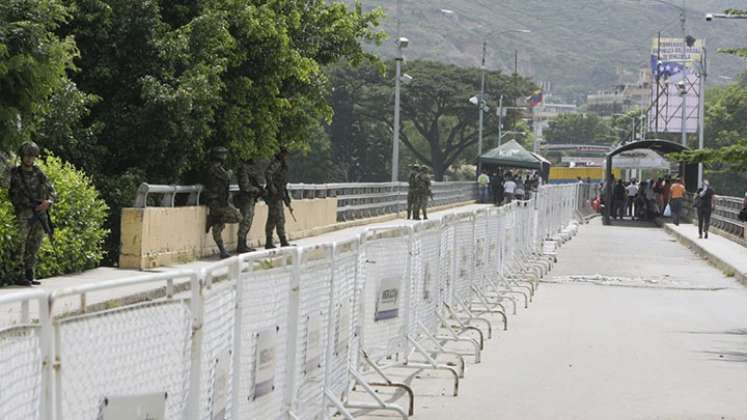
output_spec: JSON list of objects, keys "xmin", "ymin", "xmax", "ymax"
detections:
[{"xmin": 527, "ymin": 90, "xmax": 543, "ymax": 108}]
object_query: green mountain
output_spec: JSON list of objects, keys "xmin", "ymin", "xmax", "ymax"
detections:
[{"xmin": 355, "ymin": 0, "xmax": 747, "ymax": 101}]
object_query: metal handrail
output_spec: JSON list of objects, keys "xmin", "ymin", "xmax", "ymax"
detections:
[{"xmin": 132, "ymin": 181, "xmax": 479, "ymax": 222}]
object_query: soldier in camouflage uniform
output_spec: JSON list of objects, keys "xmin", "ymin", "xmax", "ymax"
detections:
[
  {"xmin": 204, "ymin": 147, "xmax": 241, "ymax": 259},
  {"xmin": 406, "ymin": 164, "xmax": 419, "ymax": 219},
  {"xmin": 235, "ymin": 158, "xmax": 264, "ymax": 254},
  {"xmin": 414, "ymin": 166, "xmax": 433, "ymax": 220},
  {"xmin": 264, "ymin": 148, "xmax": 292, "ymax": 249},
  {"xmin": 8, "ymin": 142, "xmax": 56, "ymax": 286}
]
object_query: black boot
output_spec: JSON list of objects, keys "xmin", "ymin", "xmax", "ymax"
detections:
[
  {"xmin": 265, "ymin": 236, "xmax": 276, "ymax": 249},
  {"xmin": 26, "ymin": 268, "xmax": 41, "ymax": 286},
  {"xmin": 279, "ymin": 236, "xmax": 293, "ymax": 247},
  {"xmin": 237, "ymin": 239, "xmax": 255, "ymax": 254},
  {"xmin": 217, "ymin": 244, "xmax": 231, "ymax": 259}
]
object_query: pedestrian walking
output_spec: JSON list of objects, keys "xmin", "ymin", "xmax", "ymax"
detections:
[
  {"xmin": 264, "ymin": 147, "xmax": 293, "ymax": 249},
  {"xmin": 235, "ymin": 158, "xmax": 264, "ymax": 254},
  {"xmin": 613, "ymin": 179, "xmax": 626, "ymax": 220},
  {"xmin": 669, "ymin": 177, "xmax": 686, "ymax": 226},
  {"xmin": 205, "ymin": 146, "xmax": 241, "ymax": 259},
  {"xmin": 695, "ymin": 180, "xmax": 715, "ymax": 239},
  {"xmin": 625, "ymin": 179, "xmax": 639, "ymax": 220},
  {"xmin": 503, "ymin": 175, "xmax": 517, "ymax": 204},
  {"xmin": 8, "ymin": 142, "xmax": 56, "ymax": 286},
  {"xmin": 493, "ymin": 171, "xmax": 505, "ymax": 205},
  {"xmin": 478, "ymin": 171, "xmax": 490, "ymax": 203}
]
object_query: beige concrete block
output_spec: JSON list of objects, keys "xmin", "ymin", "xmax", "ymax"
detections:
[{"xmin": 119, "ymin": 198, "xmax": 339, "ymax": 269}]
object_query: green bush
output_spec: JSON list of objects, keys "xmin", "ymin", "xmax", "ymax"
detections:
[{"xmin": 0, "ymin": 155, "xmax": 109, "ymax": 280}]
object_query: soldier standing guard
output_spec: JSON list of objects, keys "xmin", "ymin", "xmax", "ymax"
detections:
[
  {"xmin": 406, "ymin": 164, "xmax": 419, "ymax": 219},
  {"xmin": 8, "ymin": 142, "xmax": 56, "ymax": 286},
  {"xmin": 414, "ymin": 166, "xmax": 433, "ymax": 220},
  {"xmin": 235, "ymin": 158, "xmax": 264, "ymax": 254},
  {"xmin": 204, "ymin": 147, "xmax": 241, "ymax": 259},
  {"xmin": 264, "ymin": 147, "xmax": 292, "ymax": 249}
]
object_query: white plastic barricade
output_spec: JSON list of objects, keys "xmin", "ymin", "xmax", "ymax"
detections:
[
  {"xmin": 0, "ymin": 291, "xmax": 52, "ymax": 420},
  {"xmin": 197, "ymin": 258, "xmax": 239, "ymax": 420},
  {"xmin": 411, "ymin": 221, "xmax": 442, "ymax": 338},
  {"xmin": 357, "ymin": 226, "xmax": 412, "ymax": 364},
  {"xmin": 450, "ymin": 212, "xmax": 475, "ymax": 308},
  {"xmin": 324, "ymin": 239, "xmax": 360, "ymax": 418},
  {"xmin": 289, "ymin": 244, "xmax": 334, "ymax": 420},
  {"xmin": 234, "ymin": 249, "xmax": 296, "ymax": 420},
  {"xmin": 50, "ymin": 270, "xmax": 197, "ymax": 420}
]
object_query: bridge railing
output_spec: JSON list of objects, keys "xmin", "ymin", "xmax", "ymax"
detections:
[
  {"xmin": 133, "ymin": 181, "xmax": 478, "ymax": 222},
  {"xmin": 683, "ymin": 193, "xmax": 745, "ymax": 241},
  {"xmin": 0, "ymin": 184, "xmax": 581, "ymax": 420}
]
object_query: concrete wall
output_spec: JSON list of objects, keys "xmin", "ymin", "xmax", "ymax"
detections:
[{"xmin": 120, "ymin": 198, "xmax": 337, "ymax": 269}]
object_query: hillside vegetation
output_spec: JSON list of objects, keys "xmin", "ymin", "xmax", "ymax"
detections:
[{"xmin": 356, "ymin": 0, "xmax": 746, "ymax": 100}]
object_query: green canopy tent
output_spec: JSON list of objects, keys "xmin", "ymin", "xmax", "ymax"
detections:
[{"xmin": 479, "ymin": 139, "xmax": 545, "ymax": 176}]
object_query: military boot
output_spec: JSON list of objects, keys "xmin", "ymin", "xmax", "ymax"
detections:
[
  {"xmin": 26, "ymin": 268, "xmax": 41, "ymax": 286},
  {"xmin": 265, "ymin": 236, "xmax": 276, "ymax": 249},
  {"xmin": 237, "ymin": 240, "xmax": 255, "ymax": 254},
  {"xmin": 217, "ymin": 243, "xmax": 231, "ymax": 259},
  {"xmin": 279, "ymin": 235, "xmax": 295, "ymax": 247}
]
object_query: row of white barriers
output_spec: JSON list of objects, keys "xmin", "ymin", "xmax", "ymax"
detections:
[{"xmin": 0, "ymin": 184, "xmax": 582, "ymax": 420}]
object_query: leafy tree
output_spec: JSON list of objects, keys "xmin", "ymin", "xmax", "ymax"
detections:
[
  {"xmin": 0, "ymin": 0, "xmax": 77, "ymax": 152},
  {"xmin": 544, "ymin": 113, "xmax": 615, "ymax": 145}
]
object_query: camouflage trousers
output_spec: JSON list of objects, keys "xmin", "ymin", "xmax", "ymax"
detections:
[
  {"xmin": 237, "ymin": 196, "xmax": 257, "ymax": 247},
  {"xmin": 208, "ymin": 204, "xmax": 241, "ymax": 247},
  {"xmin": 265, "ymin": 198, "xmax": 286, "ymax": 244},
  {"xmin": 412, "ymin": 194, "xmax": 428, "ymax": 219},
  {"xmin": 15, "ymin": 211, "xmax": 45, "ymax": 278},
  {"xmin": 406, "ymin": 191, "xmax": 414, "ymax": 219}
]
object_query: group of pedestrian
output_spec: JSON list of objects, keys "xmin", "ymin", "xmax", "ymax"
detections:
[
  {"xmin": 611, "ymin": 177, "xmax": 686, "ymax": 223},
  {"xmin": 480, "ymin": 170, "xmax": 540, "ymax": 206},
  {"xmin": 609, "ymin": 175, "xmax": 717, "ymax": 239},
  {"xmin": 205, "ymin": 146, "xmax": 293, "ymax": 259},
  {"xmin": 406, "ymin": 164, "xmax": 433, "ymax": 220}
]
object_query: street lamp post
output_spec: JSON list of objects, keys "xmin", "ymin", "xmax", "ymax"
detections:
[
  {"xmin": 676, "ymin": 80, "xmax": 688, "ymax": 148},
  {"xmin": 391, "ymin": 37, "xmax": 408, "ymax": 182},
  {"xmin": 477, "ymin": 29, "xmax": 531, "ymax": 176}
]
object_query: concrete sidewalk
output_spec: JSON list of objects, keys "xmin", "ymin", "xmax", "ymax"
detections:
[{"xmin": 662, "ymin": 221, "xmax": 747, "ymax": 286}]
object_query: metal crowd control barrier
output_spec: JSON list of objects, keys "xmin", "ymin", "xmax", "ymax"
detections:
[{"xmin": 0, "ymin": 184, "xmax": 582, "ymax": 420}]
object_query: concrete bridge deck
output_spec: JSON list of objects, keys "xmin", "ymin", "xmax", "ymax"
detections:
[{"xmin": 375, "ymin": 217, "xmax": 747, "ymax": 420}]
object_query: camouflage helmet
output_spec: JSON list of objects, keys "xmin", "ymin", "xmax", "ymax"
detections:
[
  {"xmin": 19, "ymin": 141, "xmax": 40, "ymax": 158},
  {"xmin": 211, "ymin": 146, "xmax": 229, "ymax": 159}
]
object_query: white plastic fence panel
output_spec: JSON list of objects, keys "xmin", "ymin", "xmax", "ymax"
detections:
[
  {"xmin": 412, "ymin": 221, "xmax": 442, "ymax": 336},
  {"xmin": 439, "ymin": 217, "xmax": 456, "ymax": 307},
  {"xmin": 324, "ymin": 239, "xmax": 360, "ymax": 407},
  {"xmin": 236, "ymin": 250, "xmax": 295, "ymax": 420},
  {"xmin": 358, "ymin": 227, "xmax": 412, "ymax": 362},
  {"xmin": 473, "ymin": 210, "xmax": 491, "ymax": 293},
  {"xmin": 452, "ymin": 213, "xmax": 476, "ymax": 305},
  {"xmin": 0, "ymin": 290, "xmax": 50, "ymax": 420},
  {"xmin": 55, "ymin": 300, "xmax": 193, "ymax": 420},
  {"xmin": 51, "ymin": 272, "xmax": 196, "ymax": 420},
  {"xmin": 199, "ymin": 261, "xmax": 239, "ymax": 420},
  {"xmin": 291, "ymin": 245, "xmax": 334, "ymax": 420}
]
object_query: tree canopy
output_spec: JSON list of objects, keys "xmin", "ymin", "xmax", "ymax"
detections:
[{"xmin": 544, "ymin": 113, "xmax": 615, "ymax": 145}]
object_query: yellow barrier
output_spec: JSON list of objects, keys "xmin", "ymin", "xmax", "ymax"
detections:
[
  {"xmin": 119, "ymin": 199, "xmax": 338, "ymax": 269},
  {"xmin": 550, "ymin": 167, "xmax": 621, "ymax": 182}
]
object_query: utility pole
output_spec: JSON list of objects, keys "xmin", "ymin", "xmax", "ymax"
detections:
[
  {"xmin": 514, "ymin": 50, "xmax": 518, "ymax": 75},
  {"xmin": 497, "ymin": 95, "xmax": 504, "ymax": 148},
  {"xmin": 697, "ymin": 46, "xmax": 707, "ymax": 187},
  {"xmin": 477, "ymin": 41, "xmax": 487, "ymax": 176}
]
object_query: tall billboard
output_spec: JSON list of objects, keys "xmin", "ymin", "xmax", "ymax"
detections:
[{"xmin": 648, "ymin": 37, "xmax": 704, "ymax": 134}]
